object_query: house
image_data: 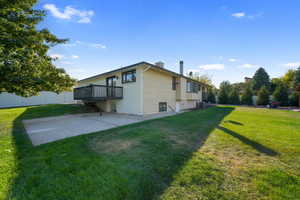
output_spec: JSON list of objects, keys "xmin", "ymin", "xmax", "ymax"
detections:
[
  {"xmin": 74, "ymin": 61, "xmax": 209, "ymax": 115},
  {"xmin": 244, "ymin": 77, "xmax": 252, "ymax": 83}
]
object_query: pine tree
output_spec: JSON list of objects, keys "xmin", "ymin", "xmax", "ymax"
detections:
[
  {"xmin": 252, "ymin": 67, "xmax": 270, "ymax": 93},
  {"xmin": 257, "ymin": 86, "xmax": 269, "ymax": 105}
]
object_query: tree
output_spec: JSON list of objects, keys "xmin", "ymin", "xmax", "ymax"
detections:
[
  {"xmin": 289, "ymin": 91, "xmax": 299, "ymax": 107},
  {"xmin": 188, "ymin": 72, "xmax": 213, "ymax": 86},
  {"xmin": 218, "ymin": 81, "xmax": 231, "ymax": 104},
  {"xmin": 292, "ymin": 67, "xmax": 300, "ymax": 107},
  {"xmin": 273, "ymin": 84, "xmax": 289, "ymax": 106},
  {"xmin": 229, "ymin": 88, "xmax": 240, "ymax": 105},
  {"xmin": 241, "ymin": 85, "xmax": 253, "ymax": 105},
  {"xmin": 257, "ymin": 86, "xmax": 269, "ymax": 105},
  {"xmin": 231, "ymin": 82, "xmax": 246, "ymax": 94},
  {"xmin": 207, "ymin": 88, "xmax": 216, "ymax": 103},
  {"xmin": 252, "ymin": 67, "xmax": 270, "ymax": 93},
  {"xmin": 270, "ymin": 78, "xmax": 285, "ymax": 94},
  {"xmin": 283, "ymin": 69, "xmax": 296, "ymax": 89},
  {"xmin": 0, "ymin": 0, "xmax": 75, "ymax": 97}
]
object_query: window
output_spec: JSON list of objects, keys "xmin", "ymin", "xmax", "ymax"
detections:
[
  {"xmin": 172, "ymin": 77, "xmax": 176, "ymax": 90},
  {"xmin": 122, "ymin": 70, "xmax": 136, "ymax": 83},
  {"xmin": 186, "ymin": 81, "xmax": 198, "ymax": 93},
  {"xmin": 159, "ymin": 102, "xmax": 167, "ymax": 112}
]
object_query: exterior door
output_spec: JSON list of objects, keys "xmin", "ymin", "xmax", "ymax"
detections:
[{"xmin": 106, "ymin": 76, "xmax": 117, "ymax": 97}]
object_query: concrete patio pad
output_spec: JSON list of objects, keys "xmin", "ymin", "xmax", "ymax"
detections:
[{"xmin": 23, "ymin": 112, "xmax": 177, "ymax": 146}]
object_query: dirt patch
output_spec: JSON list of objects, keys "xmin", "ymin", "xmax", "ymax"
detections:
[
  {"xmin": 201, "ymin": 146, "xmax": 278, "ymax": 175},
  {"xmin": 167, "ymin": 134, "xmax": 190, "ymax": 147},
  {"xmin": 90, "ymin": 138, "xmax": 139, "ymax": 154}
]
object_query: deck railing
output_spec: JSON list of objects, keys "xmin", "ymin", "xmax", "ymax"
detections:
[{"xmin": 74, "ymin": 84, "xmax": 123, "ymax": 100}]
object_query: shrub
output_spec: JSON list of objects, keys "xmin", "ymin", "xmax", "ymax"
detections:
[
  {"xmin": 241, "ymin": 85, "xmax": 253, "ymax": 105},
  {"xmin": 273, "ymin": 84, "xmax": 289, "ymax": 106},
  {"xmin": 229, "ymin": 88, "xmax": 240, "ymax": 105},
  {"xmin": 257, "ymin": 86, "xmax": 270, "ymax": 105},
  {"xmin": 288, "ymin": 92, "xmax": 299, "ymax": 106},
  {"xmin": 207, "ymin": 89, "xmax": 216, "ymax": 103}
]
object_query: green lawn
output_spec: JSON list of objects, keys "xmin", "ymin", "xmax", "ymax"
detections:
[{"xmin": 0, "ymin": 105, "xmax": 300, "ymax": 200}]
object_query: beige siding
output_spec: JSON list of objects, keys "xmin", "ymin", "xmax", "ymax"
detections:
[
  {"xmin": 143, "ymin": 69, "xmax": 176, "ymax": 115},
  {"xmin": 77, "ymin": 65, "xmax": 144, "ymax": 115},
  {"xmin": 176, "ymin": 100, "xmax": 197, "ymax": 110},
  {"xmin": 176, "ymin": 77, "xmax": 202, "ymax": 101}
]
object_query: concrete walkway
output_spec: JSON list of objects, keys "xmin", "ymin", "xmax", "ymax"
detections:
[{"xmin": 23, "ymin": 112, "xmax": 177, "ymax": 146}]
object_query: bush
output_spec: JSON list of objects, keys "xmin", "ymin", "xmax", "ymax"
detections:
[
  {"xmin": 218, "ymin": 81, "xmax": 231, "ymax": 104},
  {"xmin": 229, "ymin": 88, "xmax": 240, "ymax": 105},
  {"xmin": 207, "ymin": 89, "xmax": 216, "ymax": 103},
  {"xmin": 218, "ymin": 89, "xmax": 228, "ymax": 104},
  {"xmin": 257, "ymin": 86, "xmax": 270, "ymax": 105},
  {"xmin": 241, "ymin": 85, "xmax": 253, "ymax": 105},
  {"xmin": 289, "ymin": 92, "xmax": 299, "ymax": 106},
  {"xmin": 273, "ymin": 84, "xmax": 289, "ymax": 106}
]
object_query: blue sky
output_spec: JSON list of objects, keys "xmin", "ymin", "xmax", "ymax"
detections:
[{"xmin": 37, "ymin": 0, "xmax": 300, "ymax": 87}]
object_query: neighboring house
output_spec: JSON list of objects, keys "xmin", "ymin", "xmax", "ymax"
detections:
[
  {"xmin": 74, "ymin": 61, "xmax": 209, "ymax": 115},
  {"xmin": 244, "ymin": 77, "xmax": 252, "ymax": 83}
]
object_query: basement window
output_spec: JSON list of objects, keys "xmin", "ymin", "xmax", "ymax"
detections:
[
  {"xmin": 122, "ymin": 70, "xmax": 136, "ymax": 83},
  {"xmin": 159, "ymin": 102, "xmax": 167, "ymax": 112}
]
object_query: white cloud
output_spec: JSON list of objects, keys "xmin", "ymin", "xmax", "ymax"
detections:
[
  {"xmin": 62, "ymin": 43, "xmax": 76, "ymax": 47},
  {"xmin": 239, "ymin": 63, "xmax": 258, "ymax": 68},
  {"xmin": 60, "ymin": 61, "xmax": 73, "ymax": 65},
  {"xmin": 228, "ymin": 58, "xmax": 237, "ymax": 62},
  {"xmin": 78, "ymin": 17, "xmax": 91, "ymax": 23},
  {"xmin": 232, "ymin": 12, "xmax": 245, "ymax": 18},
  {"xmin": 199, "ymin": 64, "xmax": 224, "ymax": 70},
  {"xmin": 90, "ymin": 43, "xmax": 106, "ymax": 49},
  {"xmin": 231, "ymin": 12, "xmax": 263, "ymax": 19},
  {"xmin": 62, "ymin": 66, "xmax": 90, "ymax": 79},
  {"xmin": 49, "ymin": 54, "xmax": 64, "ymax": 60},
  {"xmin": 248, "ymin": 12, "xmax": 264, "ymax": 19},
  {"xmin": 63, "ymin": 40, "xmax": 106, "ymax": 49},
  {"xmin": 71, "ymin": 55, "xmax": 79, "ymax": 59},
  {"xmin": 43, "ymin": 4, "xmax": 94, "ymax": 23},
  {"xmin": 284, "ymin": 62, "xmax": 300, "ymax": 68}
]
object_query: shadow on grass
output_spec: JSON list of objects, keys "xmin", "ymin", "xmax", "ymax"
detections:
[
  {"xmin": 217, "ymin": 126, "xmax": 278, "ymax": 156},
  {"xmin": 6, "ymin": 105, "xmax": 253, "ymax": 199},
  {"xmin": 224, "ymin": 120, "xmax": 243, "ymax": 126},
  {"xmin": 5, "ymin": 104, "xmax": 90, "ymax": 199}
]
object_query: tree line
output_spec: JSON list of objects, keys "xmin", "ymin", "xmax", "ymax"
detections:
[{"xmin": 215, "ymin": 67, "xmax": 300, "ymax": 106}]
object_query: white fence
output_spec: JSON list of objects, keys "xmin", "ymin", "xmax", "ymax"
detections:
[{"xmin": 0, "ymin": 92, "xmax": 75, "ymax": 108}]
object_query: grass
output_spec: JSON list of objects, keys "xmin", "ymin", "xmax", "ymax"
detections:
[{"xmin": 0, "ymin": 105, "xmax": 300, "ymax": 199}]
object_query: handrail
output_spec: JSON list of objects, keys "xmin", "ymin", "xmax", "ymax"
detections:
[
  {"xmin": 75, "ymin": 84, "xmax": 123, "ymax": 89},
  {"xmin": 74, "ymin": 84, "xmax": 123, "ymax": 100},
  {"xmin": 92, "ymin": 84, "xmax": 123, "ymax": 89}
]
